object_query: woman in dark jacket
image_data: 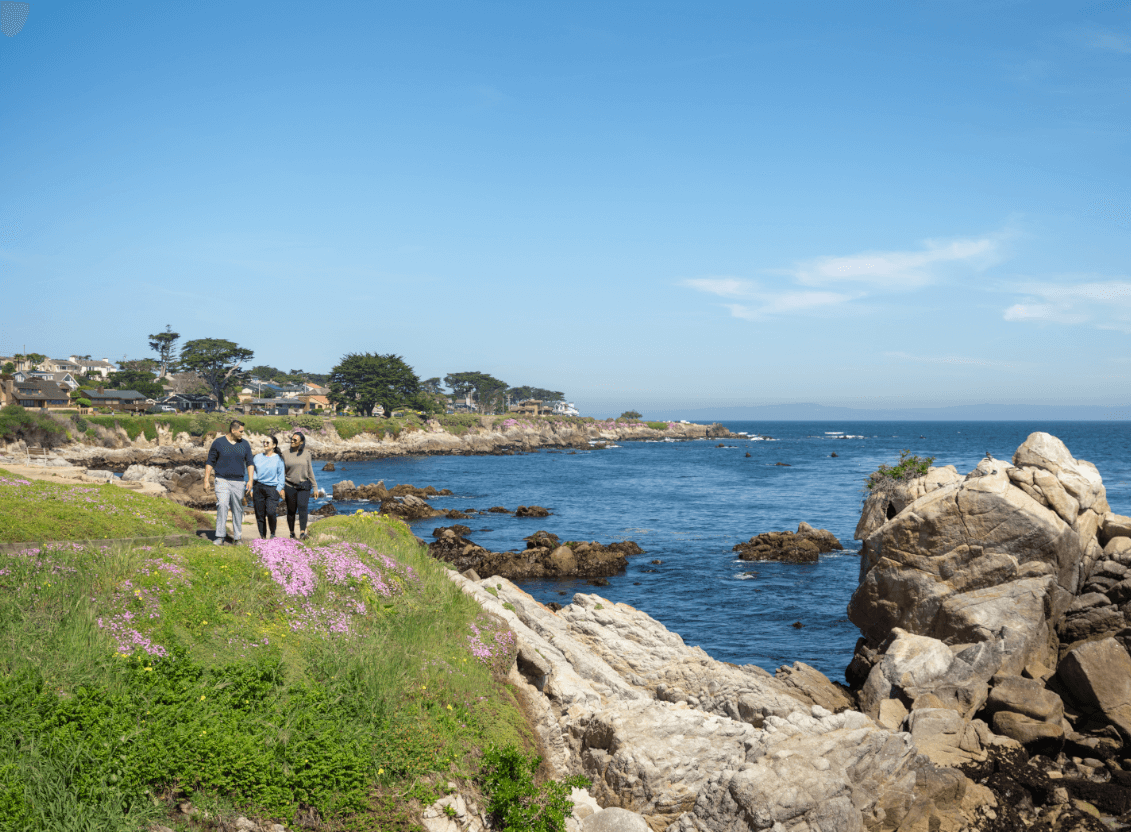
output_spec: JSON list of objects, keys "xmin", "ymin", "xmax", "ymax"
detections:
[{"xmin": 279, "ymin": 432, "xmax": 320, "ymax": 539}]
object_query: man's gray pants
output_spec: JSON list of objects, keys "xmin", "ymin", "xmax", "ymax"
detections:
[{"xmin": 215, "ymin": 478, "xmax": 245, "ymax": 541}]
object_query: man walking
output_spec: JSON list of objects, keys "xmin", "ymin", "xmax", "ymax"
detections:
[{"xmin": 203, "ymin": 419, "xmax": 255, "ymax": 545}]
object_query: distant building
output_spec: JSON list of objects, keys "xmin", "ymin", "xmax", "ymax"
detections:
[
  {"xmin": 14, "ymin": 380, "xmax": 72, "ymax": 410},
  {"xmin": 84, "ymin": 388, "xmax": 148, "ymax": 411},
  {"xmin": 158, "ymin": 393, "xmax": 216, "ymax": 412},
  {"xmin": 244, "ymin": 397, "xmax": 305, "ymax": 415},
  {"xmin": 14, "ymin": 370, "xmax": 79, "ymax": 390},
  {"xmin": 69, "ymin": 356, "xmax": 117, "ymax": 379},
  {"xmin": 45, "ymin": 358, "xmax": 84, "ymax": 375},
  {"xmin": 508, "ymin": 399, "xmax": 552, "ymax": 416},
  {"xmin": 300, "ymin": 394, "xmax": 330, "ymax": 412}
]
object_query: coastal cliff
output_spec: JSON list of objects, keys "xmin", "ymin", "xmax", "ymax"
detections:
[{"xmin": 17, "ymin": 417, "xmax": 730, "ymax": 471}]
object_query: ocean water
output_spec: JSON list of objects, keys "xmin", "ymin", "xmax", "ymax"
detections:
[{"xmin": 308, "ymin": 421, "xmax": 1131, "ymax": 680}]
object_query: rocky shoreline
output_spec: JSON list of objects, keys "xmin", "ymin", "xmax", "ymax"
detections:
[
  {"xmin": 417, "ymin": 431, "xmax": 1131, "ymax": 832},
  {"xmin": 3, "ymin": 418, "xmax": 731, "ymax": 472}
]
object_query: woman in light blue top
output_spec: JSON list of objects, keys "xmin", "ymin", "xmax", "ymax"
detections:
[{"xmin": 252, "ymin": 436, "xmax": 287, "ymax": 538}]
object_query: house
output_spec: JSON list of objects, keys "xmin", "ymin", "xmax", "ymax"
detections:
[
  {"xmin": 69, "ymin": 356, "xmax": 117, "ymax": 379},
  {"xmin": 0, "ymin": 377, "xmax": 17, "ymax": 406},
  {"xmin": 14, "ymin": 370, "xmax": 79, "ymax": 390},
  {"xmin": 45, "ymin": 358, "xmax": 84, "ymax": 375},
  {"xmin": 158, "ymin": 393, "xmax": 216, "ymax": 412},
  {"xmin": 508, "ymin": 399, "xmax": 551, "ymax": 416},
  {"xmin": 14, "ymin": 380, "xmax": 72, "ymax": 410},
  {"xmin": 245, "ymin": 397, "xmax": 304, "ymax": 415},
  {"xmin": 302, "ymin": 383, "xmax": 330, "ymax": 396},
  {"xmin": 84, "ymin": 388, "xmax": 149, "ymax": 411},
  {"xmin": 299, "ymin": 394, "xmax": 330, "ymax": 413},
  {"xmin": 274, "ymin": 383, "xmax": 307, "ymax": 396}
]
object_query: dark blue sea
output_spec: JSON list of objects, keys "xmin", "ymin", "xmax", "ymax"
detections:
[{"xmin": 308, "ymin": 421, "xmax": 1131, "ymax": 680}]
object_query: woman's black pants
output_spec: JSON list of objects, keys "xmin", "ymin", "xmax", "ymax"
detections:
[
  {"xmin": 284, "ymin": 484, "xmax": 310, "ymax": 536},
  {"xmin": 252, "ymin": 483, "xmax": 280, "ymax": 538}
]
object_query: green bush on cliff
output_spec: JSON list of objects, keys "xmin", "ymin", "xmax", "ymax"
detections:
[
  {"xmin": 479, "ymin": 745, "xmax": 589, "ymax": 832},
  {"xmin": 866, "ymin": 449, "xmax": 935, "ymax": 491},
  {"xmin": 0, "ymin": 405, "xmax": 70, "ymax": 448},
  {"xmin": 0, "ymin": 501, "xmax": 536, "ymax": 830},
  {"xmin": 645, "ymin": 421, "xmax": 668, "ymax": 431}
]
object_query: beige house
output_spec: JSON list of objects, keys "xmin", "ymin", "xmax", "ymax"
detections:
[
  {"xmin": 46, "ymin": 357, "xmax": 84, "ymax": 375},
  {"xmin": 69, "ymin": 356, "xmax": 117, "ymax": 379}
]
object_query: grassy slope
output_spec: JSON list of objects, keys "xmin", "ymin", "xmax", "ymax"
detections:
[
  {"xmin": 0, "ymin": 481, "xmax": 532, "ymax": 831},
  {"xmin": 0, "ymin": 470, "xmax": 206, "ymax": 543}
]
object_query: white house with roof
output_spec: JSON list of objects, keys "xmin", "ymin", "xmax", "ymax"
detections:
[
  {"xmin": 13, "ymin": 370, "xmax": 79, "ymax": 390},
  {"xmin": 67, "ymin": 356, "xmax": 117, "ymax": 379}
]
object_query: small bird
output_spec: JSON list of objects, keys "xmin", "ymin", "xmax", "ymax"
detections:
[{"xmin": 985, "ymin": 451, "xmax": 994, "ymax": 460}]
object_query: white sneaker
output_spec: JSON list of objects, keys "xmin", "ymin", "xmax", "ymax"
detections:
[{"xmin": 212, "ymin": 539, "xmax": 224, "ymax": 546}]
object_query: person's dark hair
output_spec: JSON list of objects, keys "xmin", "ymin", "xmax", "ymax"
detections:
[
  {"xmin": 291, "ymin": 432, "xmax": 305, "ymax": 454},
  {"xmin": 229, "ymin": 419, "xmax": 245, "ymax": 431},
  {"xmin": 265, "ymin": 436, "xmax": 279, "ymax": 451}
]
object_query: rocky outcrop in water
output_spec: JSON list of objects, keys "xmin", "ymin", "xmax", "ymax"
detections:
[
  {"xmin": 847, "ymin": 432, "xmax": 1131, "ymax": 829},
  {"xmin": 429, "ymin": 528, "xmax": 641, "ymax": 579},
  {"xmin": 732, "ymin": 522, "xmax": 843, "ymax": 563},
  {"xmin": 331, "ymin": 479, "xmax": 453, "ymax": 501}
]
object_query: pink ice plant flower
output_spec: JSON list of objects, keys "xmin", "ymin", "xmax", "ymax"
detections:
[
  {"xmin": 250, "ymin": 538, "xmax": 418, "ymax": 636},
  {"xmin": 466, "ymin": 617, "xmax": 518, "ymax": 673},
  {"xmin": 251, "ymin": 538, "xmax": 414, "ymax": 598}
]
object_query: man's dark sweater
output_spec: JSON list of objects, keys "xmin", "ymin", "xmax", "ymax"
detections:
[{"xmin": 206, "ymin": 436, "xmax": 254, "ymax": 481}]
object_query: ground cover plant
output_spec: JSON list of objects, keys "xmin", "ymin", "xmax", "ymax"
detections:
[
  {"xmin": 0, "ymin": 507, "xmax": 536, "ymax": 831},
  {"xmin": 0, "ymin": 469, "xmax": 205, "ymax": 543}
]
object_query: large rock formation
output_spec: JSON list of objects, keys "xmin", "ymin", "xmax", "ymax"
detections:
[
  {"xmin": 847, "ymin": 433, "xmax": 1131, "ymax": 827},
  {"xmin": 849, "ymin": 434, "xmax": 1111, "ymax": 688},
  {"xmin": 443, "ymin": 575, "xmax": 999, "ymax": 832}
]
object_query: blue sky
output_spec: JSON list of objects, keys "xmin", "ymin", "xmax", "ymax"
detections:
[{"xmin": 1, "ymin": 0, "xmax": 1128, "ymax": 416}]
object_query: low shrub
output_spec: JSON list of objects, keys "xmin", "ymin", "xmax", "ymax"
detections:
[
  {"xmin": 645, "ymin": 421, "xmax": 668, "ymax": 431},
  {"xmin": 866, "ymin": 449, "xmax": 936, "ymax": 492},
  {"xmin": 478, "ymin": 745, "xmax": 590, "ymax": 832}
]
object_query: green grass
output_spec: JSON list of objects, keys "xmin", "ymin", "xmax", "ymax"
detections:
[
  {"xmin": 0, "ymin": 503, "xmax": 534, "ymax": 831},
  {"xmin": 0, "ymin": 470, "xmax": 206, "ymax": 543},
  {"xmin": 645, "ymin": 421, "xmax": 669, "ymax": 431}
]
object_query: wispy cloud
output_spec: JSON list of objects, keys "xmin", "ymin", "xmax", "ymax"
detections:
[
  {"xmin": 1004, "ymin": 280, "xmax": 1131, "ymax": 333},
  {"xmin": 683, "ymin": 232, "xmax": 1004, "ymax": 321},
  {"xmin": 884, "ymin": 351, "xmax": 1015, "ymax": 368},
  {"xmin": 682, "ymin": 278, "xmax": 854, "ymax": 320},
  {"xmin": 1083, "ymin": 29, "xmax": 1131, "ymax": 53},
  {"xmin": 794, "ymin": 236, "xmax": 1002, "ymax": 288}
]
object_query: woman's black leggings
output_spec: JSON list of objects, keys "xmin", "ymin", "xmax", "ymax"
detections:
[
  {"xmin": 284, "ymin": 484, "xmax": 310, "ymax": 535},
  {"xmin": 252, "ymin": 482, "xmax": 279, "ymax": 538}
]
